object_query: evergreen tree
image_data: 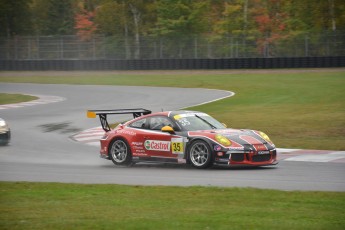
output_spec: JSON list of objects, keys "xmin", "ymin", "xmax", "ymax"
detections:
[
  {"xmin": 0, "ymin": 0, "xmax": 32, "ymax": 37},
  {"xmin": 45, "ymin": 0, "xmax": 75, "ymax": 35}
]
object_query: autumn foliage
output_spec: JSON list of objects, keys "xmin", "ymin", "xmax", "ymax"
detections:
[
  {"xmin": 1, "ymin": 0, "xmax": 344, "ymax": 56},
  {"xmin": 75, "ymin": 7, "xmax": 97, "ymax": 41}
]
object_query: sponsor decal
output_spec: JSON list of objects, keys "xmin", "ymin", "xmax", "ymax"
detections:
[
  {"xmin": 134, "ymin": 151, "xmax": 147, "ymax": 155},
  {"xmin": 214, "ymin": 145, "xmax": 222, "ymax": 151},
  {"xmin": 173, "ymin": 112, "xmax": 208, "ymax": 120},
  {"xmin": 133, "ymin": 146, "xmax": 143, "ymax": 150},
  {"xmin": 177, "ymin": 118, "xmax": 190, "ymax": 127},
  {"xmin": 117, "ymin": 130, "xmax": 136, "ymax": 136},
  {"xmin": 132, "ymin": 142, "xmax": 144, "ymax": 151},
  {"xmin": 258, "ymin": 151, "xmax": 269, "ymax": 155},
  {"xmin": 144, "ymin": 140, "xmax": 171, "ymax": 152},
  {"xmin": 132, "ymin": 142, "xmax": 143, "ymax": 146},
  {"xmin": 171, "ymin": 137, "xmax": 184, "ymax": 154},
  {"xmin": 253, "ymin": 144, "xmax": 267, "ymax": 151}
]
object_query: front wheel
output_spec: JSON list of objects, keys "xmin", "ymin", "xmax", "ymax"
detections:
[
  {"xmin": 188, "ymin": 140, "xmax": 213, "ymax": 169},
  {"xmin": 109, "ymin": 138, "xmax": 132, "ymax": 166}
]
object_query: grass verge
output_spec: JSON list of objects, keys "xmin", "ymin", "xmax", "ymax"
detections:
[
  {"xmin": 1, "ymin": 70, "xmax": 344, "ymax": 150},
  {"xmin": 1, "ymin": 182, "xmax": 344, "ymax": 230},
  {"xmin": 0, "ymin": 93, "xmax": 38, "ymax": 105}
]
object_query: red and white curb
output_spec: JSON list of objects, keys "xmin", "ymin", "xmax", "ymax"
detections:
[
  {"xmin": 0, "ymin": 94, "xmax": 65, "ymax": 110},
  {"xmin": 71, "ymin": 126, "xmax": 104, "ymax": 147},
  {"xmin": 71, "ymin": 128, "xmax": 345, "ymax": 163}
]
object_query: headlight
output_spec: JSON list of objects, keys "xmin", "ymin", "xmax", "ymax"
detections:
[
  {"xmin": 259, "ymin": 131, "xmax": 272, "ymax": 143},
  {"xmin": 0, "ymin": 120, "xmax": 6, "ymax": 127},
  {"xmin": 215, "ymin": 134, "xmax": 231, "ymax": 146}
]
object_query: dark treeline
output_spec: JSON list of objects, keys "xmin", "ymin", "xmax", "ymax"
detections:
[{"xmin": 1, "ymin": 0, "xmax": 344, "ymax": 59}]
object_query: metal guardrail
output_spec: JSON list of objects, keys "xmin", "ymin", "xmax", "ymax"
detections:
[{"xmin": 1, "ymin": 57, "xmax": 344, "ymax": 70}]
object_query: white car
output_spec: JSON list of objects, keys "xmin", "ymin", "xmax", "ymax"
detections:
[{"xmin": 0, "ymin": 118, "xmax": 11, "ymax": 145}]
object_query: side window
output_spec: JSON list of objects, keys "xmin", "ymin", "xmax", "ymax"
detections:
[
  {"xmin": 149, "ymin": 116, "xmax": 174, "ymax": 131},
  {"xmin": 129, "ymin": 118, "xmax": 147, "ymax": 129}
]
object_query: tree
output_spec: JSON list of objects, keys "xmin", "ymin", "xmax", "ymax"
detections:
[
  {"xmin": 212, "ymin": 0, "xmax": 261, "ymax": 57},
  {"xmin": 214, "ymin": 0, "xmax": 246, "ymax": 36},
  {"xmin": 251, "ymin": 0, "xmax": 289, "ymax": 56},
  {"xmin": 0, "ymin": 0, "xmax": 33, "ymax": 37},
  {"xmin": 152, "ymin": 0, "xmax": 210, "ymax": 58},
  {"xmin": 46, "ymin": 0, "xmax": 75, "ymax": 35},
  {"xmin": 95, "ymin": 0, "xmax": 156, "ymax": 59},
  {"xmin": 75, "ymin": 1, "xmax": 97, "ymax": 40},
  {"xmin": 31, "ymin": 0, "xmax": 75, "ymax": 35},
  {"xmin": 153, "ymin": 0, "xmax": 209, "ymax": 37},
  {"xmin": 31, "ymin": 0, "xmax": 49, "ymax": 35}
]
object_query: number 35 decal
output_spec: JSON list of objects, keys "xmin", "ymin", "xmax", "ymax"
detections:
[{"xmin": 171, "ymin": 138, "xmax": 184, "ymax": 154}]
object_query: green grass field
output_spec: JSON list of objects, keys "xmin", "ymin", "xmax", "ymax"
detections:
[
  {"xmin": 1, "ymin": 182, "xmax": 344, "ymax": 230},
  {"xmin": 0, "ymin": 93, "xmax": 38, "ymax": 105},
  {"xmin": 1, "ymin": 69, "xmax": 344, "ymax": 150}
]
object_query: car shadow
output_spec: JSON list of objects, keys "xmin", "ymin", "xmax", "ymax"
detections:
[{"xmin": 101, "ymin": 162, "xmax": 277, "ymax": 170}]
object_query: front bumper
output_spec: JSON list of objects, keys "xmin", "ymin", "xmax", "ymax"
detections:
[{"xmin": 214, "ymin": 149, "xmax": 278, "ymax": 166}]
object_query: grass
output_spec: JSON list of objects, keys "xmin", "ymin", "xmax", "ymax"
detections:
[
  {"xmin": 0, "ymin": 182, "xmax": 344, "ymax": 230},
  {"xmin": 0, "ymin": 93, "xmax": 38, "ymax": 105},
  {"xmin": 1, "ymin": 70, "xmax": 344, "ymax": 150}
]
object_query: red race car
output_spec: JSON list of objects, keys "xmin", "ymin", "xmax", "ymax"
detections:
[{"xmin": 87, "ymin": 109, "xmax": 278, "ymax": 168}]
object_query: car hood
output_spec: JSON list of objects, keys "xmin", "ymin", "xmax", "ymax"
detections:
[{"xmin": 188, "ymin": 129, "xmax": 275, "ymax": 150}]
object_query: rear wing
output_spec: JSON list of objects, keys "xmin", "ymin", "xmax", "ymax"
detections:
[{"xmin": 87, "ymin": 108, "xmax": 151, "ymax": 132}]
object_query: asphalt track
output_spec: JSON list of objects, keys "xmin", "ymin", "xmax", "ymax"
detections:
[{"xmin": 0, "ymin": 83, "xmax": 344, "ymax": 191}]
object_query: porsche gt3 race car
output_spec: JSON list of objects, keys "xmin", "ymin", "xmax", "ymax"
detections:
[{"xmin": 87, "ymin": 109, "xmax": 278, "ymax": 168}]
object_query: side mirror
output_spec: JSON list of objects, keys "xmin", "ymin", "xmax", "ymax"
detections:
[{"xmin": 161, "ymin": 126, "xmax": 175, "ymax": 134}]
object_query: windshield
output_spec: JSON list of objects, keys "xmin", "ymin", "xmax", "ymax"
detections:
[{"xmin": 173, "ymin": 113, "xmax": 225, "ymax": 131}]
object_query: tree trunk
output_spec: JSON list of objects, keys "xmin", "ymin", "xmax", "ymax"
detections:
[
  {"xmin": 129, "ymin": 3, "xmax": 141, "ymax": 59},
  {"xmin": 122, "ymin": 1, "xmax": 131, "ymax": 59},
  {"xmin": 328, "ymin": 0, "xmax": 336, "ymax": 31},
  {"xmin": 243, "ymin": 0, "xmax": 248, "ymax": 56}
]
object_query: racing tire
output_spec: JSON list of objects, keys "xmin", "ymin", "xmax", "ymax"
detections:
[
  {"xmin": 0, "ymin": 132, "xmax": 10, "ymax": 146},
  {"xmin": 188, "ymin": 140, "xmax": 213, "ymax": 169},
  {"xmin": 109, "ymin": 138, "xmax": 132, "ymax": 166}
]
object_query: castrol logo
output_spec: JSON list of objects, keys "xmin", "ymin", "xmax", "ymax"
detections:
[{"xmin": 144, "ymin": 140, "xmax": 170, "ymax": 152}]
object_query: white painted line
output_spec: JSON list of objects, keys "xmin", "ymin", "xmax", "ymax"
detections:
[
  {"xmin": 73, "ymin": 134, "xmax": 103, "ymax": 139},
  {"xmin": 0, "ymin": 94, "xmax": 65, "ymax": 110},
  {"xmin": 180, "ymin": 89, "xmax": 235, "ymax": 109},
  {"xmin": 277, "ymin": 148, "xmax": 301, "ymax": 153},
  {"xmin": 73, "ymin": 136, "xmax": 101, "ymax": 142}
]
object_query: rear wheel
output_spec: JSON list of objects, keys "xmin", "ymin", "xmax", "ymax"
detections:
[
  {"xmin": 109, "ymin": 138, "xmax": 132, "ymax": 166},
  {"xmin": 188, "ymin": 140, "xmax": 213, "ymax": 169}
]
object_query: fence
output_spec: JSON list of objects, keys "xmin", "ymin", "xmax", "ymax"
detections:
[
  {"xmin": 1, "ymin": 57, "xmax": 344, "ymax": 70},
  {"xmin": 0, "ymin": 32, "xmax": 344, "ymax": 60}
]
